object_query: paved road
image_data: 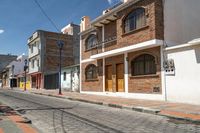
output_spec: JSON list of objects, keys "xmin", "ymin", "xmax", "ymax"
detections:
[{"xmin": 0, "ymin": 89, "xmax": 199, "ymax": 133}]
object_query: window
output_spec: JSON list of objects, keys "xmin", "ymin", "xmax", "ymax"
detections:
[
  {"xmin": 31, "ymin": 60, "xmax": 35, "ymax": 69},
  {"xmin": 124, "ymin": 8, "xmax": 146, "ymax": 33},
  {"xmin": 31, "ymin": 45, "xmax": 33, "ymax": 53},
  {"xmin": 36, "ymin": 41, "xmax": 40, "ymax": 50},
  {"xmin": 85, "ymin": 64, "xmax": 97, "ymax": 80},
  {"xmin": 37, "ymin": 59, "xmax": 39, "ymax": 67},
  {"xmin": 86, "ymin": 34, "xmax": 97, "ymax": 50},
  {"xmin": 131, "ymin": 54, "xmax": 156, "ymax": 76},
  {"xmin": 63, "ymin": 72, "xmax": 66, "ymax": 81}
]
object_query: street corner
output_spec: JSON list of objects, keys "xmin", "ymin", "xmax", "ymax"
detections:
[{"xmin": 0, "ymin": 104, "xmax": 39, "ymax": 133}]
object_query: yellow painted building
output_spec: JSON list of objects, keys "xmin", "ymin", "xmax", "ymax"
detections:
[{"xmin": 18, "ymin": 76, "xmax": 31, "ymax": 90}]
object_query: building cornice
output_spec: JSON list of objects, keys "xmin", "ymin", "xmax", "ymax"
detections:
[{"xmin": 91, "ymin": 0, "xmax": 142, "ymax": 26}]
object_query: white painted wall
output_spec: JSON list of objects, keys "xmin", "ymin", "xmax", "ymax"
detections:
[
  {"xmin": 61, "ymin": 66, "xmax": 79, "ymax": 92},
  {"xmin": 28, "ymin": 56, "xmax": 40, "ymax": 74},
  {"xmin": 28, "ymin": 39, "xmax": 41, "ymax": 58},
  {"xmin": 165, "ymin": 44, "xmax": 200, "ymax": 105},
  {"xmin": 8, "ymin": 55, "xmax": 28, "ymax": 77},
  {"xmin": 61, "ymin": 69, "xmax": 72, "ymax": 90},
  {"xmin": 164, "ymin": 0, "xmax": 200, "ymax": 46}
]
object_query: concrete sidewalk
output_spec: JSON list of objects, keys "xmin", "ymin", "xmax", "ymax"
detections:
[
  {"xmin": 0, "ymin": 104, "xmax": 39, "ymax": 133},
  {"xmin": 13, "ymin": 88, "xmax": 200, "ymax": 124}
]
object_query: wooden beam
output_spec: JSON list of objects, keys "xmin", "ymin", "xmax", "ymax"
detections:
[
  {"xmin": 106, "ymin": 19, "xmax": 115, "ymax": 22},
  {"xmin": 100, "ymin": 22, "xmax": 107, "ymax": 25}
]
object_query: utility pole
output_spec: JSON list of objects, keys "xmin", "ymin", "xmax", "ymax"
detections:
[
  {"xmin": 11, "ymin": 65, "xmax": 14, "ymax": 89},
  {"xmin": 24, "ymin": 59, "xmax": 28, "ymax": 91}
]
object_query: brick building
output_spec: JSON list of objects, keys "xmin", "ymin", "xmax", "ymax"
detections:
[
  {"xmin": 28, "ymin": 25, "xmax": 79, "ymax": 89},
  {"xmin": 80, "ymin": 0, "xmax": 164, "ymax": 100},
  {"xmin": 80, "ymin": 0, "xmax": 200, "ymax": 104}
]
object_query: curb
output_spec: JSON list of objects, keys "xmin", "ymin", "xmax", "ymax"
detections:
[
  {"xmin": 29, "ymin": 91, "xmax": 200, "ymax": 124},
  {"xmin": 31, "ymin": 92, "xmax": 160, "ymax": 114},
  {"xmin": 68, "ymin": 97, "xmax": 104, "ymax": 105},
  {"xmin": 158, "ymin": 113, "xmax": 200, "ymax": 124},
  {"xmin": 132, "ymin": 106, "xmax": 160, "ymax": 115}
]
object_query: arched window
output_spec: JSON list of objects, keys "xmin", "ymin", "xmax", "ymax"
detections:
[
  {"xmin": 85, "ymin": 64, "xmax": 97, "ymax": 80},
  {"xmin": 124, "ymin": 8, "xmax": 146, "ymax": 33},
  {"xmin": 131, "ymin": 54, "xmax": 156, "ymax": 76},
  {"xmin": 86, "ymin": 34, "xmax": 97, "ymax": 50}
]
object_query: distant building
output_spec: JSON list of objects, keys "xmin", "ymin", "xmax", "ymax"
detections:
[
  {"xmin": 27, "ymin": 25, "xmax": 79, "ymax": 90},
  {"xmin": 0, "ymin": 54, "xmax": 17, "ymax": 87},
  {"xmin": 61, "ymin": 23, "xmax": 80, "ymax": 91},
  {"xmin": 1, "ymin": 54, "xmax": 29, "ymax": 88}
]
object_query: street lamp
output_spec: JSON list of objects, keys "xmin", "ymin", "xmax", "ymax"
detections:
[
  {"xmin": 11, "ymin": 65, "xmax": 14, "ymax": 89},
  {"xmin": 24, "ymin": 59, "xmax": 28, "ymax": 91},
  {"xmin": 57, "ymin": 40, "xmax": 64, "ymax": 95}
]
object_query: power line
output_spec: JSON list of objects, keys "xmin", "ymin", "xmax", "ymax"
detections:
[{"xmin": 33, "ymin": 0, "xmax": 60, "ymax": 32}]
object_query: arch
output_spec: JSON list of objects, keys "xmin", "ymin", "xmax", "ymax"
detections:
[
  {"xmin": 131, "ymin": 54, "xmax": 156, "ymax": 76},
  {"xmin": 85, "ymin": 34, "xmax": 97, "ymax": 50},
  {"xmin": 85, "ymin": 64, "xmax": 98, "ymax": 80},
  {"xmin": 123, "ymin": 7, "xmax": 146, "ymax": 33}
]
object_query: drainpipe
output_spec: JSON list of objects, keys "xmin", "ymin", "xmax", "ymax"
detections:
[{"xmin": 162, "ymin": 0, "xmax": 167, "ymax": 102}]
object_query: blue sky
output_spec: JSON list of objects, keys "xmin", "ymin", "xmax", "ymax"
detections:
[{"xmin": 0, "ymin": 0, "xmax": 121, "ymax": 55}]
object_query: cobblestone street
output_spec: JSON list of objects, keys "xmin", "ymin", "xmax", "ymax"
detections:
[{"xmin": 0, "ymin": 89, "xmax": 199, "ymax": 133}]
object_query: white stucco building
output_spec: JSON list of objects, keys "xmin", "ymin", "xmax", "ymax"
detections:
[
  {"xmin": 163, "ymin": 0, "xmax": 200, "ymax": 105},
  {"xmin": 4, "ymin": 54, "xmax": 28, "ymax": 88}
]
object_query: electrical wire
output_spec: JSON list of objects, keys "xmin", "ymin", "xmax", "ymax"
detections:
[{"xmin": 33, "ymin": 0, "xmax": 60, "ymax": 32}]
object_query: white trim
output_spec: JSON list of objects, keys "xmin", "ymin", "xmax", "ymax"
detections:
[
  {"xmin": 165, "ymin": 41, "xmax": 200, "ymax": 51},
  {"xmin": 80, "ymin": 35, "xmax": 82, "ymax": 93},
  {"xmin": 103, "ymin": 58, "xmax": 105, "ymax": 92},
  {"xmin": 165, "ymin": 43, "xmax": 192, "ymax": 51},
  {"xmin": 81, "ymin": 91, "xmax": 165, "ymax": 101},
  {"xmin": 124, "ymin": 53, "xmax": 128, "ymax": 94},
  {"xmin": 81, "ymin": 58, "xmax": 96, "ymax": 63},
  {"xmin": 160, "ymin": 45, "xmax": 167, "ymax": 101},
  {"xmin": 91, "ymin": 39, "xmax": 163, "ymax": 59},
  {"xmin": 188, "ymin": 38, "xmax": 200, "ymax": 45}
]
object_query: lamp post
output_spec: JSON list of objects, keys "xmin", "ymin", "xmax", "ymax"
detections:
[
  {"xmin": 57, "ymin": 40, "xmax": 64, "ymax": 95},
  {"xmin": 24, "ymin": 59, "xmax": 28, "ymax": 91},
  {"xmin": 11, "ymin": 65, "xmax": 14, "ymax": 89}
]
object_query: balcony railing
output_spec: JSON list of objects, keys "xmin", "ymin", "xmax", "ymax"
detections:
[{"xmin": 91, "ymin": 36, "xmax": 117, "ymax": 55}]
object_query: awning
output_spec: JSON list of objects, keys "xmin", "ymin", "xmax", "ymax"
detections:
[{"xmin": 90, "ymin": 39, "xmax": 163, "ymax": 59}]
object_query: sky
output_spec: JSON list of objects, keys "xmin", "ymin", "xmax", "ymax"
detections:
[{"xmin": 0, "ymin": 0, "xmax": 121, "ymax": 56}]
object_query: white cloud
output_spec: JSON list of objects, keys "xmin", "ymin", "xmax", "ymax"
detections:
[
  {"xmin": 0, "ymin": 29, "xmax": 4, "ymax": 34},
  {"xmin": 107, "ymin": 0, "xmax": 122, "ymax": 5}
]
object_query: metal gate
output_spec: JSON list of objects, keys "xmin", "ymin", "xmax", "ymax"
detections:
[{"xmin": 44, "ymin": 73, "xmax": 59, "ymax": 89}]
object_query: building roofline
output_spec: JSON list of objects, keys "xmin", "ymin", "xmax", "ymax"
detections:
[
  {"xmin": 91, "ymin": 0, "xmax": 142, "ymax": 25},
  {"xmin": 61, "ymin": 23, "xmax": 80, "ymax": 33}
]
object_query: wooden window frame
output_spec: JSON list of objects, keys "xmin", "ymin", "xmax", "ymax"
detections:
[
  {"xmin": 85, "ymin": 64, "xmax": 98, "ymax": 80},
  {"xmin": 85, "ymin": 34, "xmax": 97, "ymax": 51},
  {"xmin": 131, "ymin": 54, "xmax": 156, "ymax": 76},
  {"xmin": 123, "ymin": 8, "xmax": 146, "ymax": 34}
]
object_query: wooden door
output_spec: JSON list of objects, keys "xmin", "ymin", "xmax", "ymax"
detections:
[
  {"xmin": 105, "ymin": 65, "xmax": 113, "ymax": 92},
  {"xmin": 116, "ymin": 63, "xmax": 124, "ymax": 92}
]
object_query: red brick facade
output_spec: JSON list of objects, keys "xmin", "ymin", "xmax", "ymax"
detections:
[
  {"xmin": 81, "ymin": 60, "xmax": 103, "ymax": 92},
  {"xmin": 80, "ymin": 0, "xmax": 163, "ymax": 94},
  {"xmin": 128, "ymin": 46, "xmax": 161, "ymax": 93}
]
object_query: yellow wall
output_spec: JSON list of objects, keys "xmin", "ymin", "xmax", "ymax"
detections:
[{"xmin": 19, "ymin": 81, "xmax": 31, "ymax": 90}]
